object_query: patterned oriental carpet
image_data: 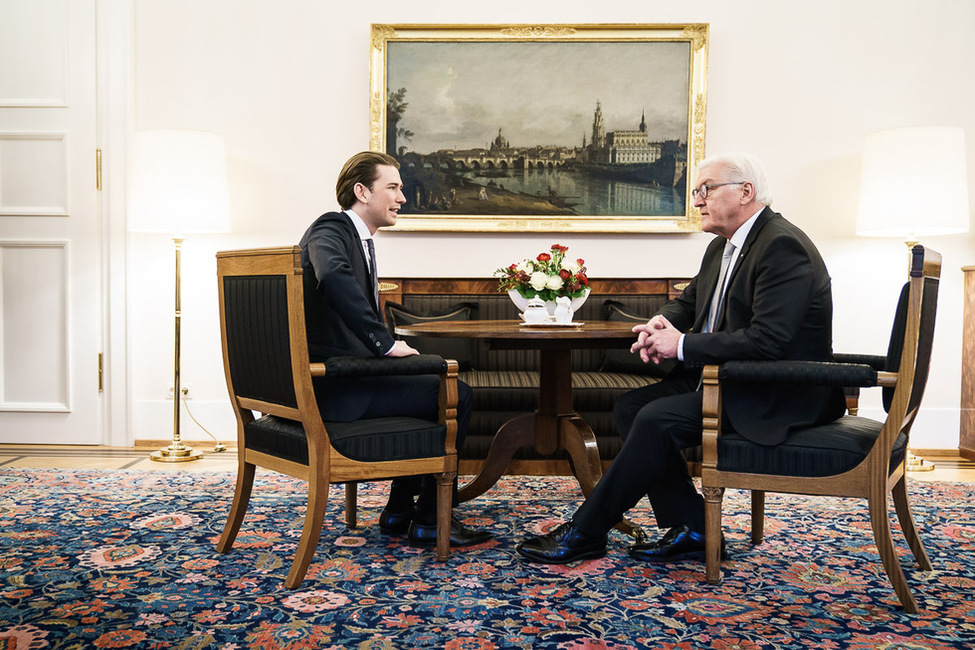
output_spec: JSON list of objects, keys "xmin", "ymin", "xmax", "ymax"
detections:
[{"xmin": 1, "ymin": 469, "xmax": 973, "ymax": 649}]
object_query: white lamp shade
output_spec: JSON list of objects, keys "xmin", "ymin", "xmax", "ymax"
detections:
[
  {"xmin": 128, "ymin": 129, "xmax": 231, "ymax": 234},
  {"xmin": 856, "ymin": 126, "xmax": 970, "ymax": 238}
]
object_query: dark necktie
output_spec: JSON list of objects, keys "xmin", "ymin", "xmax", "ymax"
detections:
[
  {"xmin": 366, "ymin": 238, "xmax": 379, "ymax": 307},
  {"xmin": 704, "ymin": 241, "xmax": 736, "ymax": 333}
]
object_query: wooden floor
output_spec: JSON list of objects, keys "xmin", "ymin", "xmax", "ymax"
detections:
[{"xmin": 0, "ymin": 444, "xmax": 973, "ymax": 483}]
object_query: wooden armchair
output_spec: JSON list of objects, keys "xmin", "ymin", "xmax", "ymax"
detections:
[
  {"xmin": 214, "ymin": 246, "xmax": 459, "ymax": 588},
  {"xmin": 701, "ymin": 245, "xmax": 939, "ymax": 613}
]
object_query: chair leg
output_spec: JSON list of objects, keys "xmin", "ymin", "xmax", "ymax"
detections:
[
  {"xmin": 891, "ymin": 474, "xmax": 933, "ymax": 570},
  {"xmin": 435, "ymin": 472, "xmax": 454, "ymax": 562},
  {"xmin": 703, "ymin": 486, "xmax": 724, "ymax": 584},
  {"xmin": 345, "ymin": 482, "xmax": 358, "ymax": 529},
  {"xmin": 285, "ymin": 480, "xmax": 330, "ymax": 590},
  {"xmin": 216, "ymin": 461, "xmax": 256, "ymax": 553},
  {"xmin": 751, "ymin": 490, "xmax": 766, "ymax": 545},
  {"xmin": 867, "ymin": 489, "xmax": 920, "ymax": 613}
]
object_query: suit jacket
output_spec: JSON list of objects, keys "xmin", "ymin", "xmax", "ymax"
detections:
[
  {"xmin": 300, "ymin": 211, "xmax": 393, "ymax": 359},
  {"xmin": 659, "ymin": 206, "xmax": 846, "ymax": 445},
  {"xmin": 299, "ymin": 211, "xmax": 396, "ymax": 421}
]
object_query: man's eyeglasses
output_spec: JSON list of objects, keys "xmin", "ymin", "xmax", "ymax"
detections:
[{"xmin": 691, "ymin": 181, "xmax": 744, "ymax": 200}]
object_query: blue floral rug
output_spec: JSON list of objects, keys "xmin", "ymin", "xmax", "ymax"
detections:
[{"xmin": 1, "ymin": 468, "xmax": 973, "ymax": 649}]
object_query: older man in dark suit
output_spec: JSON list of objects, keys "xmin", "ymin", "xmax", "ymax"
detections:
[
  {"xmin": 517, "ymin": 152, "xmax": 845, "ymax": 564},
  {"xmin": 300, "ymin": 151, "xmax": 491, "ymax": 548}
]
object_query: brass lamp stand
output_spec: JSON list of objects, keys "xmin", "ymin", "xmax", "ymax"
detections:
[
  {"xmin": 151, "ymin": 237, "xmax": 203, "ymax": 463},
  {"xmin": 129, "ymin": 129, "xmax": 231, "ymax": 462}
]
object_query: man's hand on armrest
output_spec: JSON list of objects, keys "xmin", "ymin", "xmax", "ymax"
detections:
[{"xmin": 387, "ymin": 340, "xmax": 420, "ymax": 357}]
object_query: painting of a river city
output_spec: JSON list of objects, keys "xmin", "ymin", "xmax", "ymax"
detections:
[{"xmin": 370, "ymin": 25, "xmax": 709, "ymax": 232}]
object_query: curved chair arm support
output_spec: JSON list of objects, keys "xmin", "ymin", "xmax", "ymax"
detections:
[
  {"xmin": 701, "ymin": 365, "xmax": 722, "ymax": 469},
  {"xmin": 438, "ymin": 360, "xmax": 461, "ymax": 454},
  {"xmin": 718, "ymin": 360, "xmax": 879, "ymax": 387}
]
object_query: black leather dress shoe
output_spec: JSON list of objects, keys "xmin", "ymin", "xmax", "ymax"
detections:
[
  {"xmin": 629, "ymin": 524, "xmax": 726, "ymax": 563},
  {"xmin": 408, "ymin": 516, "xmax": 494, "ymax": 547},
  {"xmin": 516, "ymin": 522, "xmax": 607, "ymax": 564},
  {"xmin": 378, "ymin": 506, "xmax": 415, "ymax": 536}
]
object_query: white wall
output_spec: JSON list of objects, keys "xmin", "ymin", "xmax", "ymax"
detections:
[{"xmin": 128, "ymin": 0, "xmax": 975, "ymax": 449}]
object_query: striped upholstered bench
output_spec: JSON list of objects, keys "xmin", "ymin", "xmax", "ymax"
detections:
[{"xmin": 379, "ymin": 278, "xmax": 690, "ymax": 475}]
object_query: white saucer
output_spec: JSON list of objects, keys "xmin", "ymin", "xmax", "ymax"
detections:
[{"xmin": 519, "ymin": 321, "xmax": 585, "ymax": 328}]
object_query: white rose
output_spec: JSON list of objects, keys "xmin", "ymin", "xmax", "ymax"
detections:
[
  {"xmin": 560, "ymin": 259, "xmax": 579, "ymax": 273},
  {"xmin": 530, "ymin": 271, "xmax": 549, "ymax": 291},
  {"xmin": 516, "ymin": 259, "xmax": 532, "ymax": 274},
  {"xmin": 546, "ymin": 274, "xmax": 563, "ymax": 291}
]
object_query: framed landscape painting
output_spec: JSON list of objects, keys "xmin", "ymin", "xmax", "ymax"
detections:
[{"xmin": 369, "ymin": 23, "xmax": 709, "ymax": 233}]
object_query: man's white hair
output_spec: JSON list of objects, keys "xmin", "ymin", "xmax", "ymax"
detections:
[{"xmin": 697, "ymin": 152, "xmax": 773, "ymax": 206}]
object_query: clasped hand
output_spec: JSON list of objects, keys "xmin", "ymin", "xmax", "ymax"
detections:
[{"xmin": 631, "ymin": 315, "xmax": 681, "ymax": 364}]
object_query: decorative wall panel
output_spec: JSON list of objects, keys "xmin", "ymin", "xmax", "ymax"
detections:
[
  {"xmin": 0, "ymin": 242, "xmax": 68, "ymax": 410},
  {"xmin": 0, "ymin": 134, "xmax": 68, "ymax": 216},
  {"xmin": 0, "ymin": 0, "xmax": 69, "ymax": 106}
]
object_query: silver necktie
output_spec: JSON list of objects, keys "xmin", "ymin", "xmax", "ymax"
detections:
[{"xmin": 704, "ymin": 241, "xmax": 736, "ymax": 333}]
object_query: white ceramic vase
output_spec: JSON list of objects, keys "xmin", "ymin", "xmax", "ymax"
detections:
[{"xmin": 508, "ymin": 288, "xmax": 590, "ymax": 317}]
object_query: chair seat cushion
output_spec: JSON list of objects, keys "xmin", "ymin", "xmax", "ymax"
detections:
[
  {"xmin": 716, "ymin": 415, "xmax": 908, "ymax": 477},
  {"xmin": 245, "ymin": 415, "xmax": 447, "ymax": 465}
]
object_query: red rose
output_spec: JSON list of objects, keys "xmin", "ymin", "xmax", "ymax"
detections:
[
  {"xmin": 537, "ymin": 253, "xmax": 551, "ymax": 262},
  {"xmin": 560, "ymin": 269, "xmax": 571, "ymax": 280}
]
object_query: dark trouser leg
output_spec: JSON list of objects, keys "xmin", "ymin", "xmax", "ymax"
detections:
[
  {"xmin": 355, "ymin": 377, "xmax": 473, "ymax": 520},
  {"xmin": 321, "ymin": 375, "xmax": 473, "ymax": 515},
  {"xmin": 614, "ymin": 372, "xmax": 700, "ymax": 442},
  {"xmin": 573, "ymin": 386, "xmax": 706, "ymax": 537}
]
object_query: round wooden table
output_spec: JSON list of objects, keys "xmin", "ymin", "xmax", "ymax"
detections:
[{"xmin": 393, "ymin": 319, "xmax": 639, "ymax": 502}]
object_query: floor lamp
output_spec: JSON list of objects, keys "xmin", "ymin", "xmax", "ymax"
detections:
[
  {"xmin": 129, "ymin": 130, "xmax": 231, "ymax": 462},
  {"xmin": 856, "ymin": 125, "xmax": 971, "ymax": 471}
]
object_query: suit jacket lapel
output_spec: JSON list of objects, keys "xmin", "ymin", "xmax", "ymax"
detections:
[
  {"xmin": 713, "ymin": 206, "xmax": 775, "ymax": 329},
  {"xmin": 730, "ymin": 206, "xmax": 774, "ymax": 276}
]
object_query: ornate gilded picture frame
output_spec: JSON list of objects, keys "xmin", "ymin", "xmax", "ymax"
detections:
[{"xmin": 370, "ymin": 23, "xmax": 709, "ymax": 233}]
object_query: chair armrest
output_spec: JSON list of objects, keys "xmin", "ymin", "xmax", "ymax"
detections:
[
  {"xmin": 323, "ymin": 354, "xmax": 453, "ymax": 378},
  {"xmin": 833, "ymin": 353, "xmax": 887, "ymax": 371},
  {"xmin": 718, "ymin": 360, "xmax": 879, "ymax": 388}
]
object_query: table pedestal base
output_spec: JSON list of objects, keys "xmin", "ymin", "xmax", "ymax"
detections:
[
  {"xmin": 457, "ymin": 411, "xmax": 642, "ymax": 539},
  {"xmin": 458, "ymin": 412, "xmax": 602, "ymax": 502}
]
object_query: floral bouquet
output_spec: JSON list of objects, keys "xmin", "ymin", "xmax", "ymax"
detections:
[{"xmin": 495, "ymin": 244, "xmax": 589, "ymax": 302}]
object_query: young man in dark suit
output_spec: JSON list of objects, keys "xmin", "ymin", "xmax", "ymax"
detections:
[
  {"xmin": 300, "ymin": 151, "xmax": 491, "ymax": 547},
  {"xmin": 517, "ymin": 152, "xmax": 845, "ymax": 564}
]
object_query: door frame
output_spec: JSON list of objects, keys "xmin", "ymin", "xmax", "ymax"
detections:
[{"xmin": 97, "ymin": 0, "xmax": 132, "ymax": 447}]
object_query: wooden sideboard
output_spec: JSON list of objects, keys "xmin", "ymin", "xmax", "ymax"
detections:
[{"xmin": 962, "ymin": 265, "xmax": 975, "ymax": 460}]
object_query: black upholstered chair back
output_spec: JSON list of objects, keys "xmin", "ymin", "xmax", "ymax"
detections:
[
  {"xmin": 223, "ymin": 274, "xmax": 299, "ymax": 409},
  {"xmin": 880, "ymin": 275, "xmax": 938, "ymax": 417},
  {"xmin": 881, "ymin": 282, "xmax": 909, "ymax": 413},
  {"xmin": 904, "ymin": 275, "xmax": 939, "ymax": 425}
]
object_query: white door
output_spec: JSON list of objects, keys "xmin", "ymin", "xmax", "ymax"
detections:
[{"xmin": 0, "ymin": 0, "xmax": 101, "ymax": 443}]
